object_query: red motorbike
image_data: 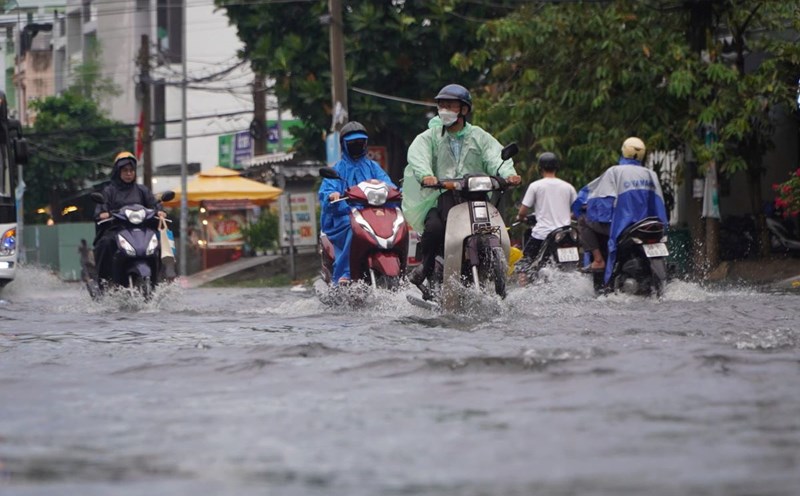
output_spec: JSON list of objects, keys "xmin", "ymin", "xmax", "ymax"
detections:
[{"xmin": 315, "ymin": 168, "xmax": 409, "ymax": 300}]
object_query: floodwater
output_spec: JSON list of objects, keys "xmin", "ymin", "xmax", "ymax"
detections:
[{"xmin": 1, "ymin": 266, "xmax": 799, "ymax": 496}]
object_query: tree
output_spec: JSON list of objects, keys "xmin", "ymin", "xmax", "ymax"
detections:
[
  {"xmin": 685, "ymin": 1, "xmax": 800, "ymax": 257},
  {"xmin": 24, "ymin": 92, "xmax": 132, "ymax": 223},
  {"xmin": 456, "ymin": 0, "xmax": 800, "ymax": 261},
  {"xmin": 215, "ymin": 0, "xmax": 520, "ymax": 179},
  {"xmin": 23, "ymin": 46, "xmax": 131, "ymax": 224}
]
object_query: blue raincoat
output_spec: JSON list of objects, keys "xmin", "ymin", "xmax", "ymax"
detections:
[
  {"xmin": 572, "ymin": 158, "xmax": 668, "ymax": 283},
  {"xmin": 318, "ymin": 146, "xmax": 395, "ymax": 285}
]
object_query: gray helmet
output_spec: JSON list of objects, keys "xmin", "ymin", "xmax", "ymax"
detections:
[
  {"xmin": 435, "ymin": 84, "xmax": 472, "ymax": 112},
  {"xmin": 340, "ymin": 121, "xmax": 368, "ymax": 142},
  {"xmin": 538, "ymin": 152, "xmax": 559, "ymax": 171},
  {"xmin": 340, "ymin": 121, "xmax": 369, "ymax": 159}
]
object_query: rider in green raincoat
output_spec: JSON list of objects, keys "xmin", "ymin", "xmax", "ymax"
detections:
[{"xmin": 403, "ymin": 84, "xmax": 520, "ymax": 289}]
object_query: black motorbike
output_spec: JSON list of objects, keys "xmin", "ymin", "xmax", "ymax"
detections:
[
  {"xmin": 590, "ymin": 216, "xmax": 669, "ymax": 297},
  {"xmin": 90, "ymin": 191, "xmax": 174, "ymax": 299},
  {"xmin": 513, "ymin": 214, "xmax": 581, "ymax": 283}
]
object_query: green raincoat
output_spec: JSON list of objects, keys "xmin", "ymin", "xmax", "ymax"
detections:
[{"xmin": 402, "ymin": 117, "xmax": 517, "ymax": 232}]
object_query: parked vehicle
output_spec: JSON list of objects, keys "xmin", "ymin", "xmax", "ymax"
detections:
[
  {"xmin": 314, "ymin": 169, "xmax": 409, "ymax": 305},
  {"xmin": 409, "ymin": 143, "xmax": 518, "ymax": 312},
  {"xmin": 0, "ymin": 92, "xmax": 28, "ymax": 290},
  {"xmin": 89, "ymin": 191, "xmax": 175, "ymax": 299},
  {"xmin": 589, "ymin": 216, "xmax": 669, "ymax": 297},
  {"xmin": 766, "ymin": 216, "xmax": 800, "ymax": 255},
  {"xmin": 512, "ymin": 214, "xmax": 581, "ymax": 284}
]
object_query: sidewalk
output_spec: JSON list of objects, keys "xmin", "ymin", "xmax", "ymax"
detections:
[
  {"xmin": 180, "ymin": 254, "xmax": 281, "ymax": 289},
  {"xmin": 179, "ymin": 246, "xmax": 317, "ymax": 289}
]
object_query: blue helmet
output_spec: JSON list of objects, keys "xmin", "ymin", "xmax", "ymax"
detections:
[{"xmin": 435, "ymin": 84, "xmax": 472, "ymax": 112}]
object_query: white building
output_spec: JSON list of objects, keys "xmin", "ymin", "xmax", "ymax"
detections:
[{"xmin": 6, "ymin": 0, "xmax": 293, "ymax": 193}]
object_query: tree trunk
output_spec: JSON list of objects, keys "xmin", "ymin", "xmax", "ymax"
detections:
[
  {"xmin": 705, "ymin": 217, "xmax": 719, "ymax": 269},
  {"xmin": 748, "ymin": 168, "xmax": 770, "ymax": 257}
]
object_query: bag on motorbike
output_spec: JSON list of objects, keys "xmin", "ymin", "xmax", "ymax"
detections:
[{"xmin": 159, "ymin": 218, "xmax": 177, "ymax": 280}]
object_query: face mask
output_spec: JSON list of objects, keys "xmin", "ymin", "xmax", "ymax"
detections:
[
  {"xmin": 438, "ymin": 109, "xmax": 459, "ymax": 127},
  {"xmin": 345, "ymin": 139, "xmax": 367, "ymax": 159}
]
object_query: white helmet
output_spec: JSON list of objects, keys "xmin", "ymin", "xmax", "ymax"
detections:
[{"xmin": 621, "ymin": 137, "xmax": 646, "ymax": 161}]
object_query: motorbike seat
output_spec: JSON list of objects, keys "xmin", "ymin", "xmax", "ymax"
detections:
[{"xmin": 618, "ymin": 216, "xmax": 665, "ymax": 242}]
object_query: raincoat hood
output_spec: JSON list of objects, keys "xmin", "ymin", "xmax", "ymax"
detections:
[{"xmin": 110, "ymin": 158, "xmax": 137, "ymax": 190}]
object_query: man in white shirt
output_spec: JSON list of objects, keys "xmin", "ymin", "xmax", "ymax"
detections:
[{"xmin": 516, "ymin": 152, "xmax": 577, "ymax": 259}]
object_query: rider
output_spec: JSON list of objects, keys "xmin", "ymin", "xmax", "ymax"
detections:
[
  {"xmin": 318, "ymin": 121, "xmax": 395, "ymax": 286},
  {"xmin": 403, "ymin": 83, "xmax": 521, "ymax": 290},
  {"xmin": 93, "ymin": 151, "xmax": 165, "ymax": 288},
  {"xmin": 515, "ymin": 152, "xmax": 577, "ymax": 260},
  {"xmin": 571, "ymin": 137, "xmax": 668, "ymax": 283}
]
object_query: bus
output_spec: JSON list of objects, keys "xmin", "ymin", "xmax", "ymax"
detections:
[{"xmin": 0, "ymin": 90, "xmax": 28, "ymax": 289}]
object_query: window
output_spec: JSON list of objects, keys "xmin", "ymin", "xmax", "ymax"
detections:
[{"xmin": 156, "ymin": 0, "xmax": 183, "ymax": 64}]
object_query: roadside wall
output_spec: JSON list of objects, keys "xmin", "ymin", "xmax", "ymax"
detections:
[{"xmin": 22, "ymin": 223, "xmax": 95, "ymax": 281}]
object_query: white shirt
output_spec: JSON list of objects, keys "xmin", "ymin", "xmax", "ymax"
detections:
[{"xmin": 521, "ymin": 177, "xmax": 577, "ymax": 240}]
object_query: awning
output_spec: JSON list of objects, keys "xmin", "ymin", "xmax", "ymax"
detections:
[{"xmin": 162, "ymin": 166, "xmax": 283, "ymax": 207}]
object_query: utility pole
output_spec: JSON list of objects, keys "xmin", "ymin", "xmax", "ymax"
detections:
[
  {"xmin": 138, "ymin": 34, "xmax": 152, "ymax": 189},
  {"xmin": 179, "ymin": 1, "xmax": 188, "ymax": 277},
  {"xmin": 686, "ymin": 0, "xmax": 718, "ymax": 275},
  {"xmin": 328, "ymin": 0, "xmax": 347, "ymax": 132},
  {"xmin": 252, "ymin": 72, "xmax": 266, "ymax": 156}
]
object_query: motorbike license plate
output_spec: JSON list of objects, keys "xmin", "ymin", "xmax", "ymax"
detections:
[
  {"xmin": 643, "ymin": 242, "xmax": 669, "ymax": 258},
  {"xmin": 556, "ymin": 247, "xmax": 580, "ymax": 263}
]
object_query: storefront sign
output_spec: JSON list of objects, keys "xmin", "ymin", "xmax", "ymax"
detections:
[{"xmin": 279, "ymin": 193, "xmax": 317, "ymax": 247}]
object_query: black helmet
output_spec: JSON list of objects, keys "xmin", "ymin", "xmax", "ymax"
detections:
[
  {"xmin": 340, "ymin": 121, "xmax": 369, "ymax": 159},
  {"xmin": 435, "ymin": 84, "xmax": 472, "ymax": 112},
  {"xmin": 538, "ymin": 152, "xmax": 559, "ymax": 171}
]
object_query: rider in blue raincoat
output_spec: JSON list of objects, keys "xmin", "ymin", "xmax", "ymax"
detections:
[
  {"xmin": 572, "ymin": 137, "xmax": 668, "ymax": 284},
  {"xmin": 319, "ymin": 121, "xmax": 396, "ymax": 286}
]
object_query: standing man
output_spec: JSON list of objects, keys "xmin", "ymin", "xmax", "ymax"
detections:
[
  {"xmin": 516, "ymin": 152, "xmax": 577, "ymax": 260},
  {"xmin": 403, "ymin": 83, "xmax": 521, "ymax": 291}
]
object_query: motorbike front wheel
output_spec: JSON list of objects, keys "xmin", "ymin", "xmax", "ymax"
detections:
[
  {"xmin": 489, "ymin": 246, "xmax": 507, "ymax": 299},
  {"xmin": 129, "ymin": 274, "xmax": 153, "ymax": 301},
  {"xmin": 373, "ymin": 272, "xmax": 401, "ymax": 291}
]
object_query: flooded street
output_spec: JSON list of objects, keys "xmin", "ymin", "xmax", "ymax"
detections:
[{"xmin": 1, "ymin": 267, "xmax": 799, "ymax": 495}]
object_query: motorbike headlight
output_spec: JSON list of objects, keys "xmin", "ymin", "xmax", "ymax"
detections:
[
  {"xmin": 124, "ymin": 208, "xmax": 146, "ymax": 225},
  {"xmin": 117, "ymin": 234, "xmax": 136, "ymax": 256},
  {"xmin": 146, "ymin": 233, "xmax": 159, "ymax": 255},
  {"xmin": 466, "ymin": 176, "xmax": 493, "ymax": 192},
  {"xmin": 0, "ymin": 228, "xmax": 15, "ymax": 256},
  {"xmin": 366, "ymin": 186, "xmax": 388, "ymax": 206}
]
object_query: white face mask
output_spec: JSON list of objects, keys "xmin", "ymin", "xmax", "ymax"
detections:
[{"xmin": 438, "ymin": 109, "xmax": 459, "ymax": 127}]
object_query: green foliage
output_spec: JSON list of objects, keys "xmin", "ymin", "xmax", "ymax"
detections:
[
  {"xmin": 462, "ymin": 2, "xmax": 697, "ymax": 189},
  {"xmin": 23, "ymin": 48, "xmax": 129, "ymax": 223},
  {"xmin": 24, "ymin": 92, "xmax": 131, "ymax": 222},
  {"xmin": 458, "ymin": 0, "xmax": 800, "ymax": 217},
  {"xmin": 215, "ymin": 0, "xmax": 519, "ymax": 173},
  {"xmin": 240, "ymin": 208, "xmax": 280, "ymax": 252}
]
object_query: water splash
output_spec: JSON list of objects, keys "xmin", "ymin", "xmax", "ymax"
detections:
[{"xmin": 1, "ymin": 264, "xmax": 73, "ymax": 300}]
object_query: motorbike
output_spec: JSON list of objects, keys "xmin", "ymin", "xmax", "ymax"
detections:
[
  {"xmin": 409, "ymin": 143, "xmax": 518, "ymax": 312},
  {"xmin": 511, "ymin": 214, "xmax": 581, "ymax": 284},
  {"xmin": 766, "ymin": 216, "xmax": 800, "ymax": 255},
  {"xmin": 588, "ymin": 216, "xmax": 669, "ymax": 297},
  {"xmin": 89, "ymin": 190, "xmax": 175, "ymax": 299},
  {"xmin": 314, "ymin": 168, "xmax": 409, "ymax": 305}
]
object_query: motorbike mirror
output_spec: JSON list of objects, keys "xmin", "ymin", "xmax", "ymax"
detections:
[
  {"xmin": 319, "ymin": 167, "xmax": 341, "ymax": 180},
  {"xmin": 90, "ymin": 192, "xmax": 106, "ymax": 204},
  {"xmin": 501, "ymin": 143, "xmax": 519, "ymax": 161},
  {"xmin": 159, "ymin": 190, "xmax": 176, "ymax": 202}
]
